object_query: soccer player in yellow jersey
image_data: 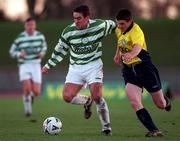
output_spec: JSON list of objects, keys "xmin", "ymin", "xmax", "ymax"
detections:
[{"xmin": 113, "ymin": 9, "xmax": 171, "ymax": 137}]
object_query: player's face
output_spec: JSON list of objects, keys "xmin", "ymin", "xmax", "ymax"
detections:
[
  {"xmin": 116, "ymin": 19, "xmax": 132, "ymax": 32},
  {"xmin": 24, "ymin": 20, "xmax": 36, "ymax": 35},
  {"xmin": 73, "ymin": 12, "xmax": 89, "ymax": 29}
]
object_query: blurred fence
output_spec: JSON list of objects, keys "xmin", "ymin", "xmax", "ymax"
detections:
[{"xmin": 0, "ymin": 66, "xmax": 180, "ymax": 98}]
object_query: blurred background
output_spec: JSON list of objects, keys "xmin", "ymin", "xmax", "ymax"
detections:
[{"xmin": 0, "ymin": 0, "xmax": 180, "ymax": 99}]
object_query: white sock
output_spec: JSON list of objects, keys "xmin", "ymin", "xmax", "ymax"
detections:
[
  {"xmin": 71, "ymin": 95, "xmax": 89, "ymax": 105},
  {"xmin": 22, "ymin": 95, "xmax": 32, "ymax": 114},
  {"xmin": 30, "ymin": 91, "xmax": 34, "ymax": 97},
  {"xmin": 95, "ymin": 97, "xmax": 111, "ymax": 131}
]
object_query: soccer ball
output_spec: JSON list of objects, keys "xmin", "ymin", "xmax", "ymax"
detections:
[{"xmin": 43, "ymin": 117, "xmax": 62, "ymax": 135}]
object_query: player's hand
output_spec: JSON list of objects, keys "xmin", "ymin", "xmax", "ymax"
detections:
[
  {"xmin": 38, "ymin": 53, "xmax": 45, "ymax": 59},
  {"xmin": 114, "ymin": 54, "xmax": 120, "ymax": 65},
  {"xmin": 19, "ymin": 50, "xmax": 27, "ymax": 58},
  {"xmin": 122, "ymin": 53, "xmax": 132, "ymax": 63},
  {"xmin": 42, "ymin": 66, "xmax": 49, "ymax": 74}
]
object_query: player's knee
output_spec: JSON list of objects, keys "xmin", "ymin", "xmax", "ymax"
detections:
[
  {"xmin": 63, "ymin": 93, "xmax": 73, "ymax": 103},
  {"xmin": 130, "ymin": 100, "xmax": 143, "ymax": 111},
  {"xmin": 23, "ymin": 88, "xmax": 31, "ymax": 96},
  {"xmin": 32, "ymin": 87, "xmax": 41, "ymax": 96},
  {"xmin": 155, "ymin": 100, "xmax": 166, "ymax": 109},
  {"xmin": 91, "ymin": 91, "xmax": 102, "ymax": 102},
  {"xmin": 63, "ymin": 96, "xmax": 72, "ymax": 103},
  {"xmin": 33, "ymin": 90, "xmax": 41, "ymax": 96},
  {"xmin": 91, "ymin": 94, "xmax": 101, "ymax": 102}
]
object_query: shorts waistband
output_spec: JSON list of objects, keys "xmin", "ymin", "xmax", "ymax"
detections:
[
  {"xmin": 123, "ymin": 62, "xmax": 142, "ymax": 68},
  {"xmin": 70, "ymin": 59, "xmax": 103, "ymax": 70}
]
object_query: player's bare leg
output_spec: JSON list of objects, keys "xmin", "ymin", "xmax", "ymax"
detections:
[
  {"xmin": 22, "ymin": 80, "xmax": 32, "ymax": 117},
  {"xmin": 63, "ymin": 83, "xmax": 84, "ymax": 103},
  {"xmin": 89, "ymin": 83, "xmax": 112, "ymax": 136},
  {"xmin": 151, "ymin": 90, "xmax": 166, "ymax": 109},
  {"xmin": 32, "ymin": 82, "xmax": 41, "ymax": 96},
  {"xmin": 63, "ymin": 83, "xmax": 92, "ymax": 118},
  {"xmin": 151, "ymin": 89, "xmax": 171, "ymax": 111},
  {"xmin": 31, "ymin": 82, "xmax": 41, "ymax": 104},
  {"xmin": 125, "ymin": 83, "xmax": 143, "ymax": 111}
]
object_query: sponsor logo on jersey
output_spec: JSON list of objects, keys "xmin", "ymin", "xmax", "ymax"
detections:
[
  {"xmin": 81, "ymin": 37, "xmax": 89, "ymax": 44},
  {"xmin": 74, "ymin": 43, "xmax": 99, "ymax": 53},
  {"xmin": 122, "ymin": 39, "xmax": 126, "ymax": 45}
]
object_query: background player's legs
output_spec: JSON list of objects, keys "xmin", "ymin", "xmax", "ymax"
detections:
[
  {"xmin": 126, "ymin": 83, "xmax": 160, "ymax": 135},
  {"xmin": 22, "ymin": 80, "xmax": 32, "ymax": 116},
  {"xmin": 63, "ymin": 83, "xmax": 89, "ymax": 104},
  {"xmin": 32, "ymin": 82, "xmax": 41, "ymax": 96},
  {"xmin": 31, "ymin": 63, "xmax": 42, "ymax": 98},
  {"xmin": 30, "ymin": 81, "xmax": 41, "ymax": 104},
  {"xmin": 89, "ymin": 83, "xmax": 111, "ymax": 134}
]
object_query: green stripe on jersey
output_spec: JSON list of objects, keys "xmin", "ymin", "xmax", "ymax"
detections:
[
  {"xmin": 10, "ymin": 31, "xmax": 47, "ymax": 64},
  {"xmin": 67, "ymin": 28, "xmax": 104, "ymax": 41}
]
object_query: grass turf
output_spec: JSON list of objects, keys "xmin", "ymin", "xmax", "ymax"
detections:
[
  {"xmin": 0, "ymin": 98, "xmax": 180, "ymax": 141},
  {"xmin": 0, "ymin": 97, "xmax": 179, "ymax": 141}
]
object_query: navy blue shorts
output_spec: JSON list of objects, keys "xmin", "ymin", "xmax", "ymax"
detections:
[{"xmin": 122, "ymin": 61, "xmax": 162, "ymax": 93}]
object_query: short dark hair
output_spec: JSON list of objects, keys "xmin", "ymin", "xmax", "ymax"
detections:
[
  {"xmin": 116, "ymin": 9, "xmax": 132, "ymax": 21},
  {"xmin": 25, "ymin": 17, "xmax": 35, "ymax": 23},
  {"xmin": 73, "ymin": 5, "xmax": 90, "ymax": 17}
]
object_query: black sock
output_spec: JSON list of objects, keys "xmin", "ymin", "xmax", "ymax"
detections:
[{"xmin": 136, "ymin": 108, "xmax": 158, "ymax": 131}]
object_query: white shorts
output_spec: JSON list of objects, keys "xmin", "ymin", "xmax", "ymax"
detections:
[
  {"xmin": 65, "ymin": 59, "xmax": 103, "ymax": 85},
  {"xmin": 19, "ymin": 63, "xmax": 42, "ymax": 83}
]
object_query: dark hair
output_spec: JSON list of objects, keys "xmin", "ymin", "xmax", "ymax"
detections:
[
  {"xmin": 25, "ymin": 17, "xmax": 35, "ymax": 23},
  {"xmin": 116, "ymin": 9, "xmax": 132, "ymax": 21},
  {"xmin": 73, "ymin": 5, "xmax": 90, "ymax": 17}
]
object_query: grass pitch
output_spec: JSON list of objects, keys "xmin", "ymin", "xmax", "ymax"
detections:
[{"xmin": 0, "ymin": 97, "xmax": 179, "ymax": 141}]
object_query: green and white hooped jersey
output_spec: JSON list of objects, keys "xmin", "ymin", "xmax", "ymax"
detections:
[
  {"xmin": 45, "ymin": 19, "xmax": 116, "ymax": 69},
  {"xmin": 9, "ymin": 31, "xmax": 47, "ymax": 64}
]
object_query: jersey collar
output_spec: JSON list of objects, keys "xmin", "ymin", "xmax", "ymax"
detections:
[
  {"xmin": 122, "ymin": 22, "xmax": 134, "ymax": 35},
  {"xmin": 25, "ymin": 30, "xmax": 37, "ymax": 36}
]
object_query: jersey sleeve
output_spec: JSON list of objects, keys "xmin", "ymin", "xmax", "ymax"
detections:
[
  {"xmin": 131, "ymin": 27, "xmax": 145, "ymax": 47},
  {"xmin": 9, "ymin": 38, "xmax": 21, "ymax": 58},
  {"xmin": 104, "ymin": 20, "xmax": 116, "ymax": 36},
  {"xmin": 44, "ymin": 31, "xmax": 69, "ymax": 69},
  {"xmin": 40, "ymin": 35, "xmax": 47, "ymax": 56}
]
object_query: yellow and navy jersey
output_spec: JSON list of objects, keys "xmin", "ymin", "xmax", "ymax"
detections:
[{"xmin": 115, "ymin": 22, "xmax": 148, "ymax": 65}]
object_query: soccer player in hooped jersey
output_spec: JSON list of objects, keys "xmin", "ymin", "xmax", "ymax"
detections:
[
  {"xmin": 9, "ymin": 18, "xmax": 47, "ymax": 117},
  {"xmin": 42, "ymin": 5, "xmax": 116, "ymax": 135},
  {"xmin": 113, "ymin": 9, "xmax": 171, "ymax": 137}
]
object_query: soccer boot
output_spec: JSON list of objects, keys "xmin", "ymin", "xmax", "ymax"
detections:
[
  {"xmin": 164, "ymin": 86, "xmax": 172, "ymax": 111},
  {"xmin": 145, "ymin": 130, "xmax": 163, "ymax": 137},
  {"xmin": 101, "ymin": 123, "xmax": 112, "ymax": 136},
  {"xmin": 164, "ymin": 95, "xmax": 171, "ymax": 111},
  {"xmin": 102, "ymin": 129, "xmax": 112, "ymax": 136},
  {"xmin": 25, "ymin": 112, "xmax": 32, "ymax": 117},
  {"xmin": 84, "ymin": 97, "xmax": 93, "ymax": 119}
]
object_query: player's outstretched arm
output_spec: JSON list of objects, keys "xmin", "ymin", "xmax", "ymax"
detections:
[
  {"xmin": 42, "ymin": 35, "xmax": 69, "ymax": 72},
  {"xmin": 122, "ymin": 44, "xmax": 142, "ymax": 63},
  {"xmin": 114, "ymin": 46, "xmax": 121, "ymax": 65}
]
